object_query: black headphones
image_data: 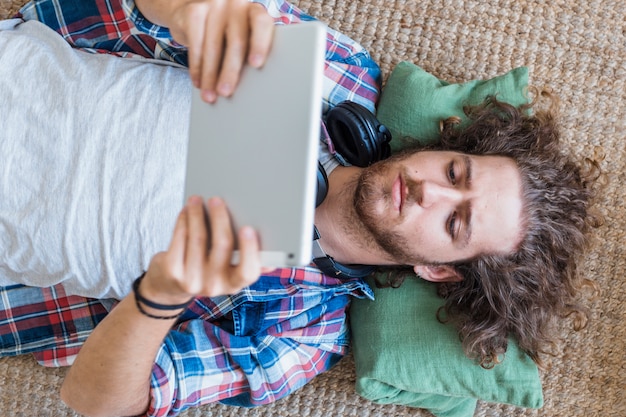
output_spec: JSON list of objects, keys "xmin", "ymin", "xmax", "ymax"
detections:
[
  {"xmin": 325, "ymin": 100, "xmax": 392, "ymax": 167},
  {"xmin": 313, "ymin": 101, "xmax": 392, "ymax": 278},
  {"xmin": 315, "ymin": 101, "xmax": 392, "ymax": 206}
]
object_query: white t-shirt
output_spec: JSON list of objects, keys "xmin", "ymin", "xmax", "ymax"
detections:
[{"xmin": 0, "ymin": 19, "xmax": 338, "ymax": 299}]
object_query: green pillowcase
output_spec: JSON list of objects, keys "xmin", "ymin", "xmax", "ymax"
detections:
[
  {"xmin": 350, "ymin": 276, "xmax": 543, "ymax": 417},
  {"xmin": 376, "ymin": 61, "xmax": 529, "ymax": 151}
]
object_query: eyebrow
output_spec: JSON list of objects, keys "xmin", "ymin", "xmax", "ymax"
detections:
[
  {"xmin": 463, "ymin": 155, "xmax": 473, "ymax": 187},
  {"xmin": 460, "ymin": 203, "xmax": 473, "ymax": 249},
  {"xmin": 459, "ymin": 156, "xmax": 473, "ymax": 248}
]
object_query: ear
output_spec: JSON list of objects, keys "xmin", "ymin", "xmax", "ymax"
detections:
[{"xmin": 413, "ymin": 265, "xmax": 463, "ymax": 283}]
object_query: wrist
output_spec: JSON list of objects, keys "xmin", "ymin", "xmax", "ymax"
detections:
[
  {"xmin": 132, "ymin": 274, "xmax": 193, "ymax": 320},
  {"xmin": 139, "ymin": 271, "xmax": 195, "ymax": 305}
]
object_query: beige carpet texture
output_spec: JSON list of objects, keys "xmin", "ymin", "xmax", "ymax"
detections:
[{"xmin": 1, "ymin": 0, "xmax": 625, "ymax": 416}]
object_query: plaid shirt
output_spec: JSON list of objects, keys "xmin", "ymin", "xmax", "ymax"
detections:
[{"xmin": 2, "ymin": 0, "xmax": 381, "ymax": 415}]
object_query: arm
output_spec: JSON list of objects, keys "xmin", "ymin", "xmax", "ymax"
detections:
[
  {"xmin": 60, "ymin": 196, "xmax": 262, "ymax": 417},
  {"xmin": 134, "ymin": 0, "xmax": 274, "ymax": 103}
]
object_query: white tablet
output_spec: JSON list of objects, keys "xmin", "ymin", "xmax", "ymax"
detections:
[{"xmin": 184, "ymin": 21, "xmax": 327, "ymax": 267}]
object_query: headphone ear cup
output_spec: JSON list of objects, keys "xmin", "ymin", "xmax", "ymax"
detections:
[{"xmin": 325, "ymin": 101, "xmax": 392, "ymax": 167}]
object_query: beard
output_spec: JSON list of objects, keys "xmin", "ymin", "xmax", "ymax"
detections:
[{"xmin": 353, "ymin": 153, "xmax": 428, "ymax": 265}]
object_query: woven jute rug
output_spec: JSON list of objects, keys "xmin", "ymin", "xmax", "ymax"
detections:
[{"xmin": 1, "ymin": 0, "xmax": 624, "ymax": 416}]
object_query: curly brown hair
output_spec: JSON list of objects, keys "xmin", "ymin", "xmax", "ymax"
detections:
[{"xmin": 379, "ymin": 89, "xmax": 601, "ymax": 368}]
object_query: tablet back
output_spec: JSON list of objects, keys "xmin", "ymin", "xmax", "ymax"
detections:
[{"xmin": 185, "ymin": 22, "xmax": 327, "ymax": 267}]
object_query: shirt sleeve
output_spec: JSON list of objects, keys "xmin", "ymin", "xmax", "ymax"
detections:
[{"xmin": 144, "ymin": 304, "xmax": 351, "ymax": 416}]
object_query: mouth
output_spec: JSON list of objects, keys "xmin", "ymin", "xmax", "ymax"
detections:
[{"xmin": 392, "ymin": 174, "xmax": 404, "ymax": 214}]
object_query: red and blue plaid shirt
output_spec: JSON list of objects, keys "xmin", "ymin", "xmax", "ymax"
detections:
[{"xmin": 2, "ymin": 0, "xmax": 382, "ymax": 415}]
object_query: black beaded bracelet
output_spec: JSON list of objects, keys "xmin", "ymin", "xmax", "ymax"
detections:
[{"xmin": 132, "ymin": 273, "xmax": 193, "ymax": 320}]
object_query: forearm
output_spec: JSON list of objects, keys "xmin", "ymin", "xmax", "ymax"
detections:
[{"xmin": 60, "ymin": 294, "xmax": 179, "ymax": 417}]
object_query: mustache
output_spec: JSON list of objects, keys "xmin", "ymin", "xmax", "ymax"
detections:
[{"xmin": 403, "ymin": 177, "xmax": 422, "ymax": 206}]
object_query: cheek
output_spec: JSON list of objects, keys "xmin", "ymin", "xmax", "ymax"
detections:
[
  {"xmin": 401, "ymin": 209, "xmax": 430, "ymax": 235},
  {"xmin": 400, "ymin": 215, "xmax": 447, "ymax": 256}
]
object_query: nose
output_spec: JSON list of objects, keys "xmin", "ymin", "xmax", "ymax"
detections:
[{"xmin": 418, "ymin": 181, "xmax": 463, "ymax": 208}]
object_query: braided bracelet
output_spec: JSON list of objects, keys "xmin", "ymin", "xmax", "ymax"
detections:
[{"xmin": 132, "ymin": 273, "xmax": 193, "ymax": 320}]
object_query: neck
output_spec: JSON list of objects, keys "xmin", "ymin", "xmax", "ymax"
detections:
[{"xmin": 313, "ymin": 165, "xmax": 394, "ymax": 266}]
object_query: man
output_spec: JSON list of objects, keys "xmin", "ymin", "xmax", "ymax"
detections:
[{"xmin": 0, "ymin": 0, "xmax": 596, "ymax": 416}]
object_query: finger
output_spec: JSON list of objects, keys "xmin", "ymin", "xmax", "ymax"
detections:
[
  {"xmin": 205, "ymin": 197, "xmax": 235, "ymax": 269},
  {"xmin": 165, "ymin": 206, "xmax": 189, "ymax": 276},
  {"xmin": 199, "ymin": 5, "xmax": 228, "ymax": 103},
  {"xmin": 184, "ymin": 195, "xmax": 209, "ymax": 280},
  {"xmin": 180, "ymin": 3, "xmax": 211, "ymax": 92},
  {"xmin": 234, "ymin": 226, "xmax": 262, "ymax": 288},
  {"xmin": 247, "ymin": 4, "xmax": 275, "ymax": 68},
  {"xmin": 215, "ymin": 8, "xmax": 249, "ymax": 97}
]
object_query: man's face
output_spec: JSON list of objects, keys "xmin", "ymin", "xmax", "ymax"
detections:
[{"xmin": 354, "ymin": 150, "xmax": 524, "ymax": 265}]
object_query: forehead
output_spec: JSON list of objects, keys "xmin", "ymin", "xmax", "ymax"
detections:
[{"xmin": 468, "ymin": 153, "xmax": 524, "ymax": 256}]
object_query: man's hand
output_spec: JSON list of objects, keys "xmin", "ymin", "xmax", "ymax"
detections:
[
  {"xmin": 140, "ymin": 195, "xmax": 261, "ymax": 306},
  {"xmin": 60, "ymin": 196, "xmax": 261, "ymax": 417},
  {"xmin": 136, "ymin": 0, "xmax": 275, "ymax": 103}
]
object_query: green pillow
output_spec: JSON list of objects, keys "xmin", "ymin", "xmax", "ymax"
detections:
[
  {"xmin": 350, "ymin": 276, "xmax": 543, "ymax": 417},
  {"xmin": 376, "ymin": 61, "xmax": 529, "ymax": 151}
]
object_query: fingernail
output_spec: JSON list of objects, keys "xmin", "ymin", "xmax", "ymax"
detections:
[
  {"xmin": 208, "ymin": 197, "xmax": 223, "ymax": 207},
  {"xmin": 241, "ymin": 226, "xmax": 255, "ymax": 239},
  {"xmin": 249, "ymin": 54, "xmax": 263, "ymax": 68},
  {"xmin": 202, "ymin": 90, "xmax": 217, "ymax": 103},
  {"xmin": 188, "ymin": 195, "xmax": 202, "ymax": 205},
  {"xmin": 218, "ymin": 83, "xmax": 232, "ymax": 96}
]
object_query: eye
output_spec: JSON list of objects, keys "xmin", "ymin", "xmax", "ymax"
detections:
[
  {"xmin": 448, "ymin": 211, "xmax": 457, "ymax": 239},
  {"xmin": 448, "ymin": 161, "xmax": 457, "ymax": 185}
]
